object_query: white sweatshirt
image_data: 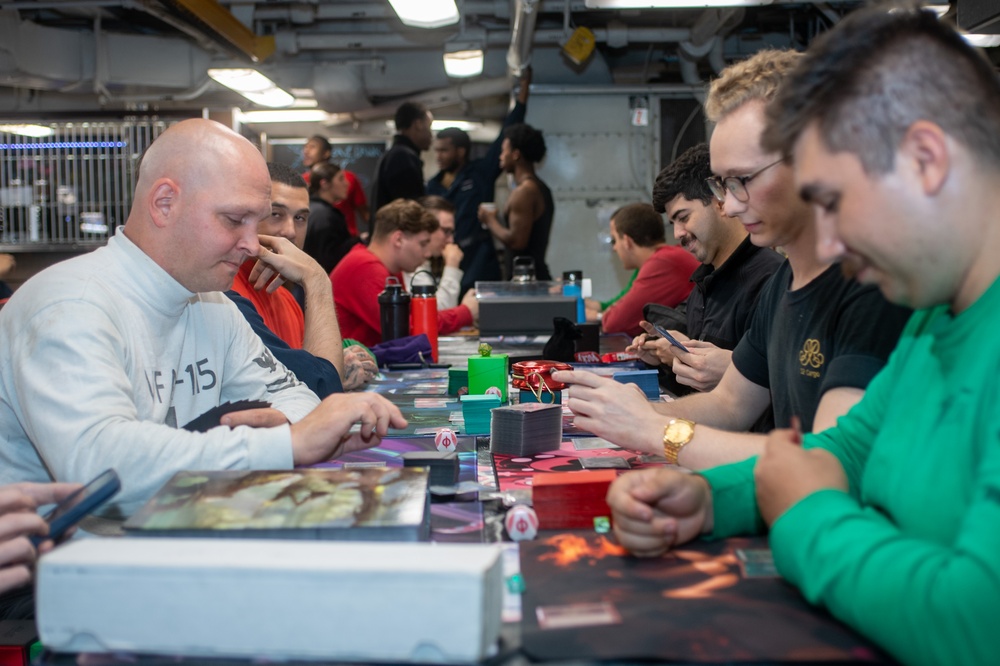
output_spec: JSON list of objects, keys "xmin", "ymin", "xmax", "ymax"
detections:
[{"xmin": 0, "ymin": 230, "xmax": 320, "ymax": 516}]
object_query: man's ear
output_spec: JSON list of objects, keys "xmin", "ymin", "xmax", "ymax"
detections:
[
  {"xmin": 899, "ymin": 120, "xmax": 950, "ymax": 197},
  {"xmin": 391, "ymin": 229, "xmax": 404, "ymax": 247},
  {"xmin": 148, "ymin": 178, "xmax": 179, "ymax": 229}
]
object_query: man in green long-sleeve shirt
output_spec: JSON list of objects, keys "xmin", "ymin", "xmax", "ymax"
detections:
[{"xmin": 605, "ymin": 7, "xmax": 1000, "ymax": 666}]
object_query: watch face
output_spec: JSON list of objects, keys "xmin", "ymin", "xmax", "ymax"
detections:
[{"xmin": 666, "ymin": 420, "xmax": 693, "ymax": 442}]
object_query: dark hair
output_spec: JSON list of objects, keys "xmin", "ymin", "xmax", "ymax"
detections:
[
  {"xmin": 652, "ymin": 143, "xmax": 714, "ymax": 212},
  {"xmin": 436, "ymin": 127, "xmax": 471, "ymax": 154},
  {"xmin": 307, "ymin": 135, "xmax": 332, "ymax": 156},
  {"xmin": 504, "ymin": 123, "xmax": 546, "ymax": 163},
  {"xmin": 763, "ymin": 4, "xmax": 1000, "ymax": 174},
  {"xmin": 308, "ymin": 162, "xmax": 341, "ymax": 197},
  {"xmin": 418, "ymin": 195, "xmax": 456, "ymax": 215},
  {"xmin": 611, "ymin": 203, "xmax": 666, "ymax": 248},
  {"xmin": 372, "ymin": 199, "xmax": 439, "ymax": 240},
  {"xmin": 395, "ymin": 101, "xmax": 429, "ymax": 131},
  {"xmin": 267, "ymin": 162, "xmax": 307, "ymax": 189}
]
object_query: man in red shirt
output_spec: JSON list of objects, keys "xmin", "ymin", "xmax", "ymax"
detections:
[
  {"xmin": 597, "ymin": 203, "xmax": 699, "ymax": 337},
  {"xmin": 332, "ymin": 199, "xmax": 479, "ymax": 347}
]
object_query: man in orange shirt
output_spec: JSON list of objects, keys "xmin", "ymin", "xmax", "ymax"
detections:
[{"xmin": 229, "ymin": 163, "xmax": 375, "ymax": 392}]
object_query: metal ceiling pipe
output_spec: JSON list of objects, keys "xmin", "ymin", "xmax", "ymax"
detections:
[
  {"xmin": 340, "ymin": 75, "xmax": 512, "ymax": 123},
  {"xmin": 290, "ymin": 26, "xmax": 690, "ymax": 52},
  {"xmin": 507, "ymin": 0, "xmax": 539, "ymax": 75}
]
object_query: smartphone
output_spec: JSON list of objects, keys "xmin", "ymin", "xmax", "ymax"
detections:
[
  {"xmin": 31, "ymin": 469, "xmax": 121, "ymax": 547},
  {"xmin": 650, "ymin": 323, "xmax": 690, "ymax": 353}
]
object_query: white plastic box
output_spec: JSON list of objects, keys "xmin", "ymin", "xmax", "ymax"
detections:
[{"xmin": 37, "ymin": 538, "xmax": 504, "ymax": 663}]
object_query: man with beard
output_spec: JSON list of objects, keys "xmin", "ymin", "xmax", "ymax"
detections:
[{"xmin": 630, "ymin": 143, "xmax": 783, "ymax": 394}]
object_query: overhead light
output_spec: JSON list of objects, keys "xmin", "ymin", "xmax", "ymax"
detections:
[
  {"xmin": 963, "ymin": 33, "xmax": 1000, "ymax": 48},
  {"xmin": 430, "ymin": 120, "xmax": 483, "ymax": 132},
  {"xmin": 388, "ymin": 0, "xmax": 459, "ymax": 28},
  {"xmin": 239, "ymin": 109, "xmax": 332, "ymax": 123},
  {"xmin": 585, "ymin": 0, "xmax": 772, "ymax": 7},
  {"xmin": 208, "ymin": 68, "xmax": 294, "ymax": 108},
  {"xmin": 443, "ymin": 49, "xmax": 485, "ymax": 78},
  {"xmin": 0, "ymin": 124, "xmax": 56, "ymax": 137}
]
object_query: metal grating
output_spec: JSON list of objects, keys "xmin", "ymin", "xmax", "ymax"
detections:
[{"xmin": 0, "ymin": 121, "xmax": 168, "ymax": 249}]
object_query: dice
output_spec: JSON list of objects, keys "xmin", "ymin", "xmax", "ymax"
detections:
[
  {"xmin": 504, "ymin": 505, "xmax": 539, "ymax": 541},
  {"xmin": 434, "ymin": 427, "xmax": 458, "ymax": 453}
]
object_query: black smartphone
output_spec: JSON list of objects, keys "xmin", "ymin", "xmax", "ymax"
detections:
[
  {"xmin": 31, "ymin": 469, "xmax": 121, "ymax": 547},
  {"xmin": 650, "ymin": 323, "xmax": 691, "ymax": 353}
]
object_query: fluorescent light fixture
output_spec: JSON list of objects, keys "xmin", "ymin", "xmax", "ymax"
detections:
[
  {"xmin": 585, "ymin": 0, "xmax": 771, "ymax": 7},
  {"xmin": 963, "ymin": 33, "xmax": 1000, "ymax": 48},
  {"xmin": 443, "ymin": 49, "xmax": 485, "ymax": 78},
  {"xmin": 239, "ymin": 109, "xmax": 332, "ymax": 123},
  {"xmin": 388, "ymin": 0, "xmax": 459, "ymax": 28},
  {"xmin": 208, "ymin": 68, "xmax": 294, "ymax": 108},
  {"xmin": 430, "ymin": 120, "xmax": 483, "ymax": 132},
  {"xmin": 0, "ymin": 124, "xmax": 55, "ymax": 137}
]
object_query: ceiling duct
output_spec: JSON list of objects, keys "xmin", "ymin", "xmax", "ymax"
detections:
[{"xmin": 507, "ymin": 0, "xmax": 540, "ymax": 75}]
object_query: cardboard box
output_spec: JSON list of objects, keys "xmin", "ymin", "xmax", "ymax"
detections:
[{"xmin": 37, "ymin": 539, "xmax": 503, "ymax": 663}]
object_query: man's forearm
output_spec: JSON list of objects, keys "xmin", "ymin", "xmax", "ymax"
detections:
[
  {"xmin": 654, "ymin": 391, "xmax": 749, "ymax": 431},
  {"xmin": 302, "ymin": 275, "xmax": 344, "ymax": 376}
]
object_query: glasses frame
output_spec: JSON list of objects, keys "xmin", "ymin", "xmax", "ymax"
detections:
[{"xmin": 706, "ymin": 158, "xmax": 783, "ymax": 204}]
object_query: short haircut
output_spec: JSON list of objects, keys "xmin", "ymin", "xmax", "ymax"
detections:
[
  {"xmin": 418, "ymin": 195, "xmax": 456, "ymax": 215},
  {"xmin": 307, "ymin": 134, "xmax": 331, "ymax": 156},
  {"xmin": 308, "ymin": 162, "xmax": 341, "ymax": 196},
  {"xmin": 504, "ymin": 123, "xmax": 546, "ymax": 163},
  {"xmin": 372, "ymin": 199, "xmax": 439, "ymax": 240},
  {"xmin": 763, "ymin": 5, "xmax": 1000, "ymax": 174},
  {"xmin": 705, "ymin": 48, "xmax": 802, "ymax": 123},
  {"xmin": 395, "ymin": 101, "xmax": 429, "ymax": 131},
  {"xmin": 652, "ymin": 143, "xmax": 714, "ymax": 212},
  {"xmin": 267, "ymin": 162, "xmax": 307, "ymax": 190},
  {"xmin": 436, "ymin": 127, "xmax": 471, "ymax": 153},
  {"xmin": 611, "ymin": 203, "xmax": 666, "ymax": 248}
]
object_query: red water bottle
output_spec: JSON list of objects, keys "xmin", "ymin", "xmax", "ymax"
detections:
[{"xmin": 410, "ymin": 283, "xmax": 439, "ymax": 362}]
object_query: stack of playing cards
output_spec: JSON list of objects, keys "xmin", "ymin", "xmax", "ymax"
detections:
[
  {"xmin": 532, "ymin": 470, "xmax": 617, "ymax": 530},
  {"xmin": 612, "ymin": 369, "xmax": 660, "ymax": 399},
  {"xmin": 461, "ymin": 394, "xmax": 500, "ymax": 435},
  {"xmin": 402, "ymin": 451, "xmax": 459, "ymax": 487},
  {"xmin": 489, "ymin": 403, "xmax": 562, "ymax": 456}
]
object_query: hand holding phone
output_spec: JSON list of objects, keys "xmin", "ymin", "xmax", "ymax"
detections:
[
  {"xmin": 650, "ymin": 323, "xmax": 691, "ymax": 353},
  {"xmin": 30, "ymin": 469, "xmax": 120, "ymax": 547}
]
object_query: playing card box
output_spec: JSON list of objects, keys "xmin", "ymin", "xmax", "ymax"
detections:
[{"xmin": 532, "ymin": 470, "xmax": 617, "ymax": 529}]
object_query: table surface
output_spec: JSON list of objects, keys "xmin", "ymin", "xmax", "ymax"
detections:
[{"xmin": 39, "ymin": 337, "xmax": 885, "ymax": 666}]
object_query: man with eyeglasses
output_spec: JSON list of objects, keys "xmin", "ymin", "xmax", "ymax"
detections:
[
  {"xmin": 403, "ymin": 196, "xmax": 464, "ymax": 310},
  {"xmin": 553, "ymin": 47, "xmax": 910, "ymax": 471}
]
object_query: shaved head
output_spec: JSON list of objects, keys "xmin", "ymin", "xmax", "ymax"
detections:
[{"xmin": 125, "ymin": 119, "xmax": 272, "ymax": 293}]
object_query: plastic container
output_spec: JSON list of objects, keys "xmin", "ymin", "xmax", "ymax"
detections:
[
  {"xmin": 562, "ymin": 270, "xmax": 585, "ymax": 324},
  {"xmin": 378, "ymin": 276, "xmax": 410, "ymax": 342},
  {"xmin": 410, "ymin": 283, "xmax": 439, "ymax": 362}
]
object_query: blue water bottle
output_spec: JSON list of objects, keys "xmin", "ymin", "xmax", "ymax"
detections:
[{"xmin": 562, "ymin": 270, "xmax": 585, "ymax": 324}]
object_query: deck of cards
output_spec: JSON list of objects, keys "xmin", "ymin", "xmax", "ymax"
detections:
[{"xmin": 490, "ymin": 403, "xmax": 563, "ymax": 456}]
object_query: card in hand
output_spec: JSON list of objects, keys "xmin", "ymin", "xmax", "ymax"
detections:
[{"xmin": 182, "ymin": 400, "xmax": 271, "ymax": 432}]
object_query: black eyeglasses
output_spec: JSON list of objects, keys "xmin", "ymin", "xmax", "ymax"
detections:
[{"xmin": 706, "ymin": 158, "xmax": 783, "ymax": 203}]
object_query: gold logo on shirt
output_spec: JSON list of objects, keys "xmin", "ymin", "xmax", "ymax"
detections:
[{"xmin": 799, "ymin": 338, "xmax": 824, "ymax": 378}]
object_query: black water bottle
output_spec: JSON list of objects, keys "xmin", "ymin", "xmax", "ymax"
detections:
[{"xmin": 378, "ymin": 276, "xmax": 410, "ymax": 342}]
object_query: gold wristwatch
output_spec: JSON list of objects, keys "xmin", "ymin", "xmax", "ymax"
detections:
[{"xmin": 662, "ymin": 418, "xmax": 696, "ymax": 465}]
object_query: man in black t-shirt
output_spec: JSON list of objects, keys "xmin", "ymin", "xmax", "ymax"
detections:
[{"xmin": 553, "ymin": 48, "xmax": 910, "ymax": 471}]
